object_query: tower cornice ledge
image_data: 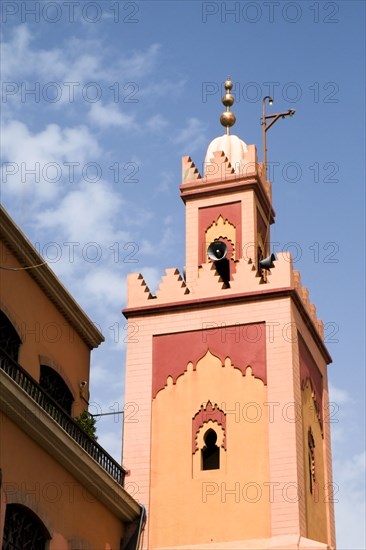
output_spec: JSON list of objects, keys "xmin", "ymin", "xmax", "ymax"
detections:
[
  {"xmin": 152, "ymin": 534, "xmax": 333, "ymax": 549},
  {"xmin": 180, "ymin": 149, "xmax": 274, "ymax": 223},
  {"xmin": 122, "ymin": 286, "xmax": 332, "ymax": 365},
  {"xmin": 180, "ymin": 173, "xmax": 274, "ymax": 219}
]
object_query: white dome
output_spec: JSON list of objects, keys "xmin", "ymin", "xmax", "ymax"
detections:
[{"xmin": 204, "ymin": 134, "xmax": 248, "ymax": 175}]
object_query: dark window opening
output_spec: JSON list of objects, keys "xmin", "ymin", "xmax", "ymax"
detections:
[
  {"xmin": 202, "ymin": 429, "xmax": 220, "ymax": 470},
  {"xmin": 39, "ymin": 365, "xmax": 74, "ymax": 415},
  {"xmin": 257, "ymin": 245, "xmax": 264, "ymax": 276},
  {"xmin": 308, "ymin": 453, "xmax": 313, "ymax": 494},
  {"xmin": 308, "ymin": 428, "xmax": 316, "ymax": 494},
  {"xmin": 214, "ymin": 258, "xmax": 230, "ymax": 288},
  {"xmin": 0, "ymin": 311, "xmax": 21, "ymax": 362},
  {"xmin": 2, "ymin": 504, "xmax": 49, "ymax": 550}
]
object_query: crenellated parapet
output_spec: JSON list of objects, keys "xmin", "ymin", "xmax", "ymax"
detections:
[
  {"xmin": 265, "ymin": 255, "xmax": 324, "ymax": 340},
  {"xmin": 182, "ymin": 156, "xmax": 202, "ymax": 183},
  {"xmin": 204, "ymin": 150, "xmax": 235, "ymax": 181},
  {"xmin": 126, "ymin": 253, "xmax": 325, "ymax": 342},
  {"xmin": 125, "ymin": 272, "xmax": 155, "ymax": 308},
  {"xmin": 126, "ymin": 268, "xmax": 190, "ymax": 308},
  {"xmin": 181, "ymin": 145, "xmax": 273, "ymax": 221},
  {"xmin": 194, "ymin": 262, "xmax": 227, "ymax": 295},
  {"xmin": 154, "ymin": 268, "xmax": 190, "ymax": 302},
  {"xmin": 292, "ymin": 270, "xmax": 324, "ymax": 339}
]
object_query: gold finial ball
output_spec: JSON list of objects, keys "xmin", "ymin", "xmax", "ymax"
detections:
[
  {"xmin": 222, "ymin": 93, "xmax": 234, "ymax": 107},
  {"xmin": 220, "ymin": 111, "xmax": 236, "ymax": 128},
  {"xmin": 224, "ymin": 79, "xmax": 233, "ymax": 91}
]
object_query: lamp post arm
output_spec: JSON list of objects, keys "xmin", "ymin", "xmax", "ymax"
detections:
[
  {"xmin": 264, "ymin": 113, "xmax": 284, "ymax": 132},
  {"xmin": 264, "ymin": 110, "xmax": 295, "ymax": 132}
]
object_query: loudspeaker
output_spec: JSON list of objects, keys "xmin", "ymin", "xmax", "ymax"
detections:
[
  {"xmin": 259, "ymin": 252, "xmax": 276, "ymax": 270},
  {"xmin": 207, "ymin": 241, "xmax": 227, "ymax": 261}
]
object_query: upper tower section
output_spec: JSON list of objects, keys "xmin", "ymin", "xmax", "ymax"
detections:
[
  {"xmin": 180, "ymin": 78, "xmax": 274, "ymax": 290},
  {"xmin": 125, "ymin": 78, "xmax": 324, "ymax": 344}
]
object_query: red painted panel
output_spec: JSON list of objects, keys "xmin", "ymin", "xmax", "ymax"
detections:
[
  {"xmin": 198, "ymin": 202, "xmax": 242, "ymax": 264},
  {"xmin": 152, "ymin": 323, "xmax": 266, "ymax": 398},
  {"xmin": 298, "ymin": 334, "xmax": 324, "ymax": 427}
]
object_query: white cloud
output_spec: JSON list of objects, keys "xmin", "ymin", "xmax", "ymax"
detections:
[
  {"xmin": 136, "ymin": 266, "xmax": 162, "ymax": 295},
  {"xmin": 35, "ymin": 179, "xmax": 126, "ymax": 243},
  {"xmin": 139, "ymin": 215, "xmax": 179, "ymax": 264},
  {"xmin": 152, "ymin": 171, "xmax": 174, "ymax": 195},
  {"xmin": 79, "ymin": 268, "xmax": 126, "ymax": 310},
  {"xmin": 140, "ymin": 78, "xmax": 187, "ymax": 100},
  {"xmin": 174, "ymin": 117, "xmax": 208, "ymax": 153},
  {"xmin": 329, "ymin": 383, "xmax": 350, "ymax": 404},
  {"xmin": 117, "ymin": 43, "xmax": 161, "ymax": 79},
  {"xmin": 96, "ymin": 430, "xmax": 122, "ymax": 462},
  {"xmin": 1, "ymin": 120, "xmax": 101, "ymax": 204},
  {"xmin": 89, "ymin": 102, "xmax": 135, "ymax": 129},
  {"xmin": 1, "ymin": 25, "xmax": 33, "ymax": 81},
  {"xmin": 1, "ymin": 26, "xmax": 160, "ymax": 84},
  {"xmin": 334, "ymin": 451, "xmax": 366, "ymax": 549},
  {"xmin": 145, "ymin": 114, "xmax": 169, "ymax": 132}
]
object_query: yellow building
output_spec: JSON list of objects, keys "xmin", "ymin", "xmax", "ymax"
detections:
[{"xmin": 0, "ymin": 205, "xmax": 145, "ymax": 549}]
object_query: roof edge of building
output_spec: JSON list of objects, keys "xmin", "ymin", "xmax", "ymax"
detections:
[{"xmin": 0, "ymin": 206, "xmax": 104, "ymax": 349}]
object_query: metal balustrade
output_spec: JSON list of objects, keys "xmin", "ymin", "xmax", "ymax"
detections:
[{"xmin": 0, "ymin": 350, "xmax": 125, "ymax": 486}]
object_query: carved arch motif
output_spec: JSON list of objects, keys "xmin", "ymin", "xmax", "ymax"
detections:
[
  {"xmin": 205, "ymin": 215, "xmax": 237, "ymax": 260},
  {"xmin": 192, "ymin": 401, "xmax": 226, "ymax": 454},
  {"xmin": 302, "ymin": 377, "xmax": 323, "ymax": 434}
]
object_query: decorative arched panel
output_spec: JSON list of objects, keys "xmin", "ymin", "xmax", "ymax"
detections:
[
  {"xmin": 198, "ymin": 202, "xmax": 242, "ymax": 264},
  {"xmin": 205, "ymin": 215, "xmax": 237, "ymax": 260}
]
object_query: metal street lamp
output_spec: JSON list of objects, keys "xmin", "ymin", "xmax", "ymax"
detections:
[{"xmin": 261, "ymin": 96, "xmax": 295, "ymax": 179}]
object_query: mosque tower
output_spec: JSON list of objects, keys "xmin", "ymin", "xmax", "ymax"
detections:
[{"xmin": 122, "ymin": 79, "xmax": 336, "ymax": 550}]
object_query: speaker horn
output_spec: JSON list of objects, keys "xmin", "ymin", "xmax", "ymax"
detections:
[
  {"xmin": 259, "ymin": 252, "xmax": 276, "ymax": 270},
  {"xmin": 207, "ymin": 241, "xmax": 227, "ymax": 261}
]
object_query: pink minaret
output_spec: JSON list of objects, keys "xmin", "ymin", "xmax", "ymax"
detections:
[{"xmin": 122, "ymin": 79, "xmax": 336, "ymax": 550}]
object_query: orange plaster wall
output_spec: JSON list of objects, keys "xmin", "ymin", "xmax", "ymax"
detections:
[
  {"xmin": 0, "ymin": 412, "xmax": 124, "ymax": 548},
  {"xmin": 150, "ymin": 351, "xmax": 270, "ymax": 548},
  {"xmin": 123, "ymin": 297, "xmax": 301, "ymax": 543},
  {"xmin": 0, "ymin": 242, "xmax": 91, "ymax": 417},
  {"xmin": 123, "ymin": 294, "xmax": 334, "ymax": 546},
  {"xmin": 291, "ymin": 303, "xmax": 335, "ymax": 547},
  {"xmin": 301, "ymin": 381, "xmax": 328, "ymax": 543}
]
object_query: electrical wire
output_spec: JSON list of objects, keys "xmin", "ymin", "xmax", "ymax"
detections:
[{"xmin": 0, "ymin": 261, "xmax": 48, "ymax": 271}]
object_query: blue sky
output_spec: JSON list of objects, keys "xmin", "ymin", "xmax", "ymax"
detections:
[{"xmin": 1, "ymin": 1, "xmax": 365, "ymax": 547}]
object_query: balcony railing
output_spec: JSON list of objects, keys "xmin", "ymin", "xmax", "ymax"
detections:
[{"xmin": 0, "ymin": 350, "xmax": 126, "ymax": 486}]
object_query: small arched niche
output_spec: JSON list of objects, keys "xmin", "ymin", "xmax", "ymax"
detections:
[{"xmin": 201, "ymin": 428, "xmax": 220, "ymax": 471}]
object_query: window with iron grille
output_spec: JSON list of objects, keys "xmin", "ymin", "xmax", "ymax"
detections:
[
  {"xmin": 39, "ymin": 365, "xmax": 74, "ymax": 415},
  {"xmin": 0, "ymin": 311, "xmax": 21, "ymax": 362},
  {"xmin": 2, "ymin": 504, "xmax": 50, "ymax": 550}
]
